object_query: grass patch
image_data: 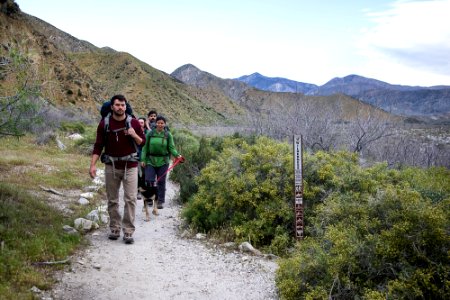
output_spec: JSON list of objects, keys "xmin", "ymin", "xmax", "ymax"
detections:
[
  {"xmin": 0, "ymin": 135, "xmax": 92, "ymax": 190},
  {"xmin": 0, "ymin": 134, "xmax": 99, "ymax": 298},
  {"xmin": 0, "ymin": 182, "xmax": 82, "ymax": 298}
]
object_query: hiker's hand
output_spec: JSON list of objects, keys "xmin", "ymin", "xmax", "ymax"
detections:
[
  {"xmin": 89, "ymin": 165, "xmax": 96, "ymax": 179},
  {"xmin": 141, "ymin": 162, "xmax": 146, "ymax": 167},
  {"xmin": 125, "ymin": 127, "xmax": 136, "ymax": 137}
]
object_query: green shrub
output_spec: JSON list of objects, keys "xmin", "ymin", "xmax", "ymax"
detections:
[
  {"xmin": 182, "ymin": 136, "xmax": 295, "ymax": 248},
  {"xmin": 0, "ymin": 183, "xmax": 81, "ymax": 298},
  {"xmin": 171, "ymin": 131, "xmax": 223, "ymax": 203},
  {"xmin": 74, "ymin": 125, "xmax": 97, "ymax": 155},
  {"xmin": 60, "ymin": 121, "xmax": 86, "ymax": 134},
  {"xmin": 276, "ymin": 152, "xmax": 450, "ymax": 299},
  {"xmin": 177, "ymin": 133, "xmax": 449, "ymax": 298}
]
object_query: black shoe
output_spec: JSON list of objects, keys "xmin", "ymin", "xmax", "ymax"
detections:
[
  {"xmin": 157, "ymin": 202, "xmax": 163, "ymax": 209},
  {"xmin": 123, "ymin": 233, "xmax": 134, "ymax": 244},
  {"xmin": 108, "ymin": 230, "xmax": 120, "ymax": 240}
]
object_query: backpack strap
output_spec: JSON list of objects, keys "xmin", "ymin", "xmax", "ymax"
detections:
[
  {"xmin": 125, "ymin": 115, "xmax": 139, "ymax": 154},
  {"xmin": 147, "ymin": 128, "xmax": 170, "ymax": 157},
  {"xmin": 104, "ymin": 112, "xmax": 111, "ymax": 132},
  {"xmin": 101, "ymin": 114, "xmax": 139, "ymax": 163}
]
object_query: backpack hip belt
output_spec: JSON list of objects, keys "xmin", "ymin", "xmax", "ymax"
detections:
[{"xmin": 101, "ymin": 152, "xmax": 139, "ymax": 164}]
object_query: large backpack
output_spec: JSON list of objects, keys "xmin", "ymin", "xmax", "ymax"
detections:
[
  {"xmin": 100, "ymin": 101, "xmax": 139, "ymax": 164},
  {"xmin": 100, "ymin": 100, "xmax": 133, "ymax": 118}
]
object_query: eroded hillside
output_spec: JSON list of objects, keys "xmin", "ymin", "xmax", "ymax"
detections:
[{"xmin": 0, "ymin": 3, "xmax": 242, "ymax": 124}]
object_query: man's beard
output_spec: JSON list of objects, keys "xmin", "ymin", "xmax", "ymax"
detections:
[{"xmin": 112, "ymin": 109, "xmax": 125, "ymax": 116}]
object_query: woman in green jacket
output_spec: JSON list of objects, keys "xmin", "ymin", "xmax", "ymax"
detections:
[{"xmin": 140, "ymin": 115, "xmax": 182, "ymax": 209}]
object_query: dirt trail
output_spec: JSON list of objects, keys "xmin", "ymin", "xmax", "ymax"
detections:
[{"xmin": 46, "ymin": 179, "xmax": 278, "ymax": 300}]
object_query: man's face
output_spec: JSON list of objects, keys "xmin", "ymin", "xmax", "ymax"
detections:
[
  {"xmin": 148, "ymin": 113, "xmax": 157, "ymax": 123},
  {"xmin": 111, "ymin": 100, "xmax": 126, "ymax": 116}
]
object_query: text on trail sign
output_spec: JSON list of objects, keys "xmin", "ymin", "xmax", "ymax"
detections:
[{"xmin": 293, "ymin": 135, "xmax": 304, "ymax": 239}]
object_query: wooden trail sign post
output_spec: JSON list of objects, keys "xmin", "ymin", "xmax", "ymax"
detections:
[{"xmin": 293, "ymin": 135, "xmax": 304, "ymax": 239}]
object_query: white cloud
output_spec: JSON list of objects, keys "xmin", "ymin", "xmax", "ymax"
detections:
[{"xmin": 357, "ymin": 0, "xmax": 450, "ymax": 85}]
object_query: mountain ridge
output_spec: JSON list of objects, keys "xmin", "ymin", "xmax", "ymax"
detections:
[
  {"xmin": 170, "ymin": 64, "xmax": 400, "ymax": 128},
  {"xmin": 0, "ymin": 4, "xmax": 242, "ymax": 125},
  {"xmin": 234, "ymin": 73, "xmax": 450, "ymax": 118},
  {"xmin": 236, "ymin": 72, "xmax": 318, "ymax": 94},
  {"xmin": 1, "ymin": 0, "xmax": 443, "ymax": 128}
]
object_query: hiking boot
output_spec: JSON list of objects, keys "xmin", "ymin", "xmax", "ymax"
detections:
[
  {"xmin": 108, "ymin": 229, "xmax": 120, "ymax": 240},
  {"xmin": 157, "ymin": 202, "xmax": 164, "ymax": 209},
  {"xmin": 123, "ymin": 233, "xmax": 134, "ymax": 244}
]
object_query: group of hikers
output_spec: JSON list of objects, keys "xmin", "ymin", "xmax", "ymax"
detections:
[{"xmin": 89, "ymin": 94, "xmax": 183, "ymax": 244}]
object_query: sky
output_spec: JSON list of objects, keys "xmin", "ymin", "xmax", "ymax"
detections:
[{"xmin": 18, "ymin": 0, "xmax": 450, "ymax": 87}]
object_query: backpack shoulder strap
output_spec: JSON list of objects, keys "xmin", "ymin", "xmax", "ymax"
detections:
[
  {"xmin": 126, "ymin": 115, "xmax": 139, "ymax": 153},
  {"xmin": 104, "ymin": 112, "xmax": 111, "ymax": 132},
  {"xmin": 103, "ymin": 114, "xmax": 138, "ymax": 153},
  {"xmin": 164, "ymin": 129, "xmax": 169, "ymax": 152},
  {"xmin": 125, "ymin": 114, "xmax": 132, "ymax": 129}
]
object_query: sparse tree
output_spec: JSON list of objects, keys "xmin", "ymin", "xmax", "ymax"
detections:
[
  {"xmin": 346, "ymin": 103, "xmax": 395, "ymax": 154},
  {"xmin": 0, "ymin": 47, "xmax": 41, "ymax": 137},
  {"xmin": 259, "ymin": 94, "xmax": 343, "ymax": 151}
]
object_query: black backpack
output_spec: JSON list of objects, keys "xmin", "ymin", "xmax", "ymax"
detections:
[
  {"xmin": 100, "ymin": 100, "xmax": 133, "ymax": 118},
  {"xmin": 99, "ymin": 101, "xmax": 139, "ymax": 163},
  {"xmin": 99, "ymin": 99, "xmax": 136, "ymax": 134}
]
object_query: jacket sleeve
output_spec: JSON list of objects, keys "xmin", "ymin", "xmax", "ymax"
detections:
[
  {"xmin": 92, "ymin": 120, "xmax": 105, "ymax": 156},
  {"xmin": 168, "ymin": 132, "xmax": 179, "ymax": 157},
  {"xmin": 132, "ymin": 118, "xmax": 146, "ymax": 146},
  {"xmin": 140, "ymin": 131, "xmax": 149, "ymax": 161}
]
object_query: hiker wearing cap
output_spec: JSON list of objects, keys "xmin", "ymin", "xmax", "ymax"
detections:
[
  {"xmin": 89, "ymin": 95, "xmax": 146, "ymax": 244},
  {"xmin": 140, "ymin": 115, "xmax": 183, "ymax": 209}
]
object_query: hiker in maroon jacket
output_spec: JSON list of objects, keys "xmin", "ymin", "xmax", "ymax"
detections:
[{"xmin": 89, "ymin": 95, "xmax": 146, "ymax": 244}]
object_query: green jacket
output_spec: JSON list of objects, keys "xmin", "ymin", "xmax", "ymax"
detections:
[{"xmin": 140, "ymin": 129, "xmax": 179, "ymax": 167}]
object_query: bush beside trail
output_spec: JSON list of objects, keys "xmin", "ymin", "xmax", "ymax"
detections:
[
  {"xmin": 172, "ymin": 132, "xmax": 449, "ymax": 299},
  {"xmin": 181, "ymin": 136, "xmax": 295, "ymax": 255},
  {"xmin": 277, "ymin": 151, "xmax": 449, "ymax": 299},
  {"xmin": 2, "ymin": 126, "xmax": 446, "ymax": 299}
]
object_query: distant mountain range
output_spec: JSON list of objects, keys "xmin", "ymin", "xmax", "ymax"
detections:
[
  {"xmin": 1, "ymin": 0, "xmax": 449, "ymax": 126},
  {"xmin": 171, "ymin": 64, "xmax": 400, "ymax": 126},
  {"xmin": 236, "ymin": 73, "xmax": 450, "ymax": 119},
  {"xmin": 236, "ymin": 72, "xmax": 318, "ymax": 94}
]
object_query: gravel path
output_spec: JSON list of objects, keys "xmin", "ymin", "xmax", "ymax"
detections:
[{"xmin": 47, "ymin": 179, "xmax": 279, "ymax": 300}]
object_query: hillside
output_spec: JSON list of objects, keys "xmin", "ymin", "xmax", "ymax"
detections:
[
  {"xmin": 237, "ymin": 72, "xmax": 318, "ymax": 94},
  {"xmin": 235, "ymin": 73, "xmax": 450, "ymax": 119},
  {"xmin": 171, "ymin": 64, "xmax": 252, "ymax": 102},
  {"xmin": 69, "ymin": 52, "xmax": 242, "ymax": 124},
  {"xmin": 3, "ymin": 0, "xmax": 444, "ymax": 136},
  {"xmin": 0, "ymin": 4, "xmax": 241, "ymax": 125},
  {"xmin": 2, "ymin": 0, "xmax": 408, "ymax": 132},
  {"xmin": 316, "ymin": 75, "xmax": 450, "ymax": 118},
  {"xmin": 172, "ymin": 64, "xmax": 400, "ymax": 124}
]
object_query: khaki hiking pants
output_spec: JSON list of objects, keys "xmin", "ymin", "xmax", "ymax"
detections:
[{"xmin": 105, "ymin": 164, "xmax": 137, "ymax": 235}]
